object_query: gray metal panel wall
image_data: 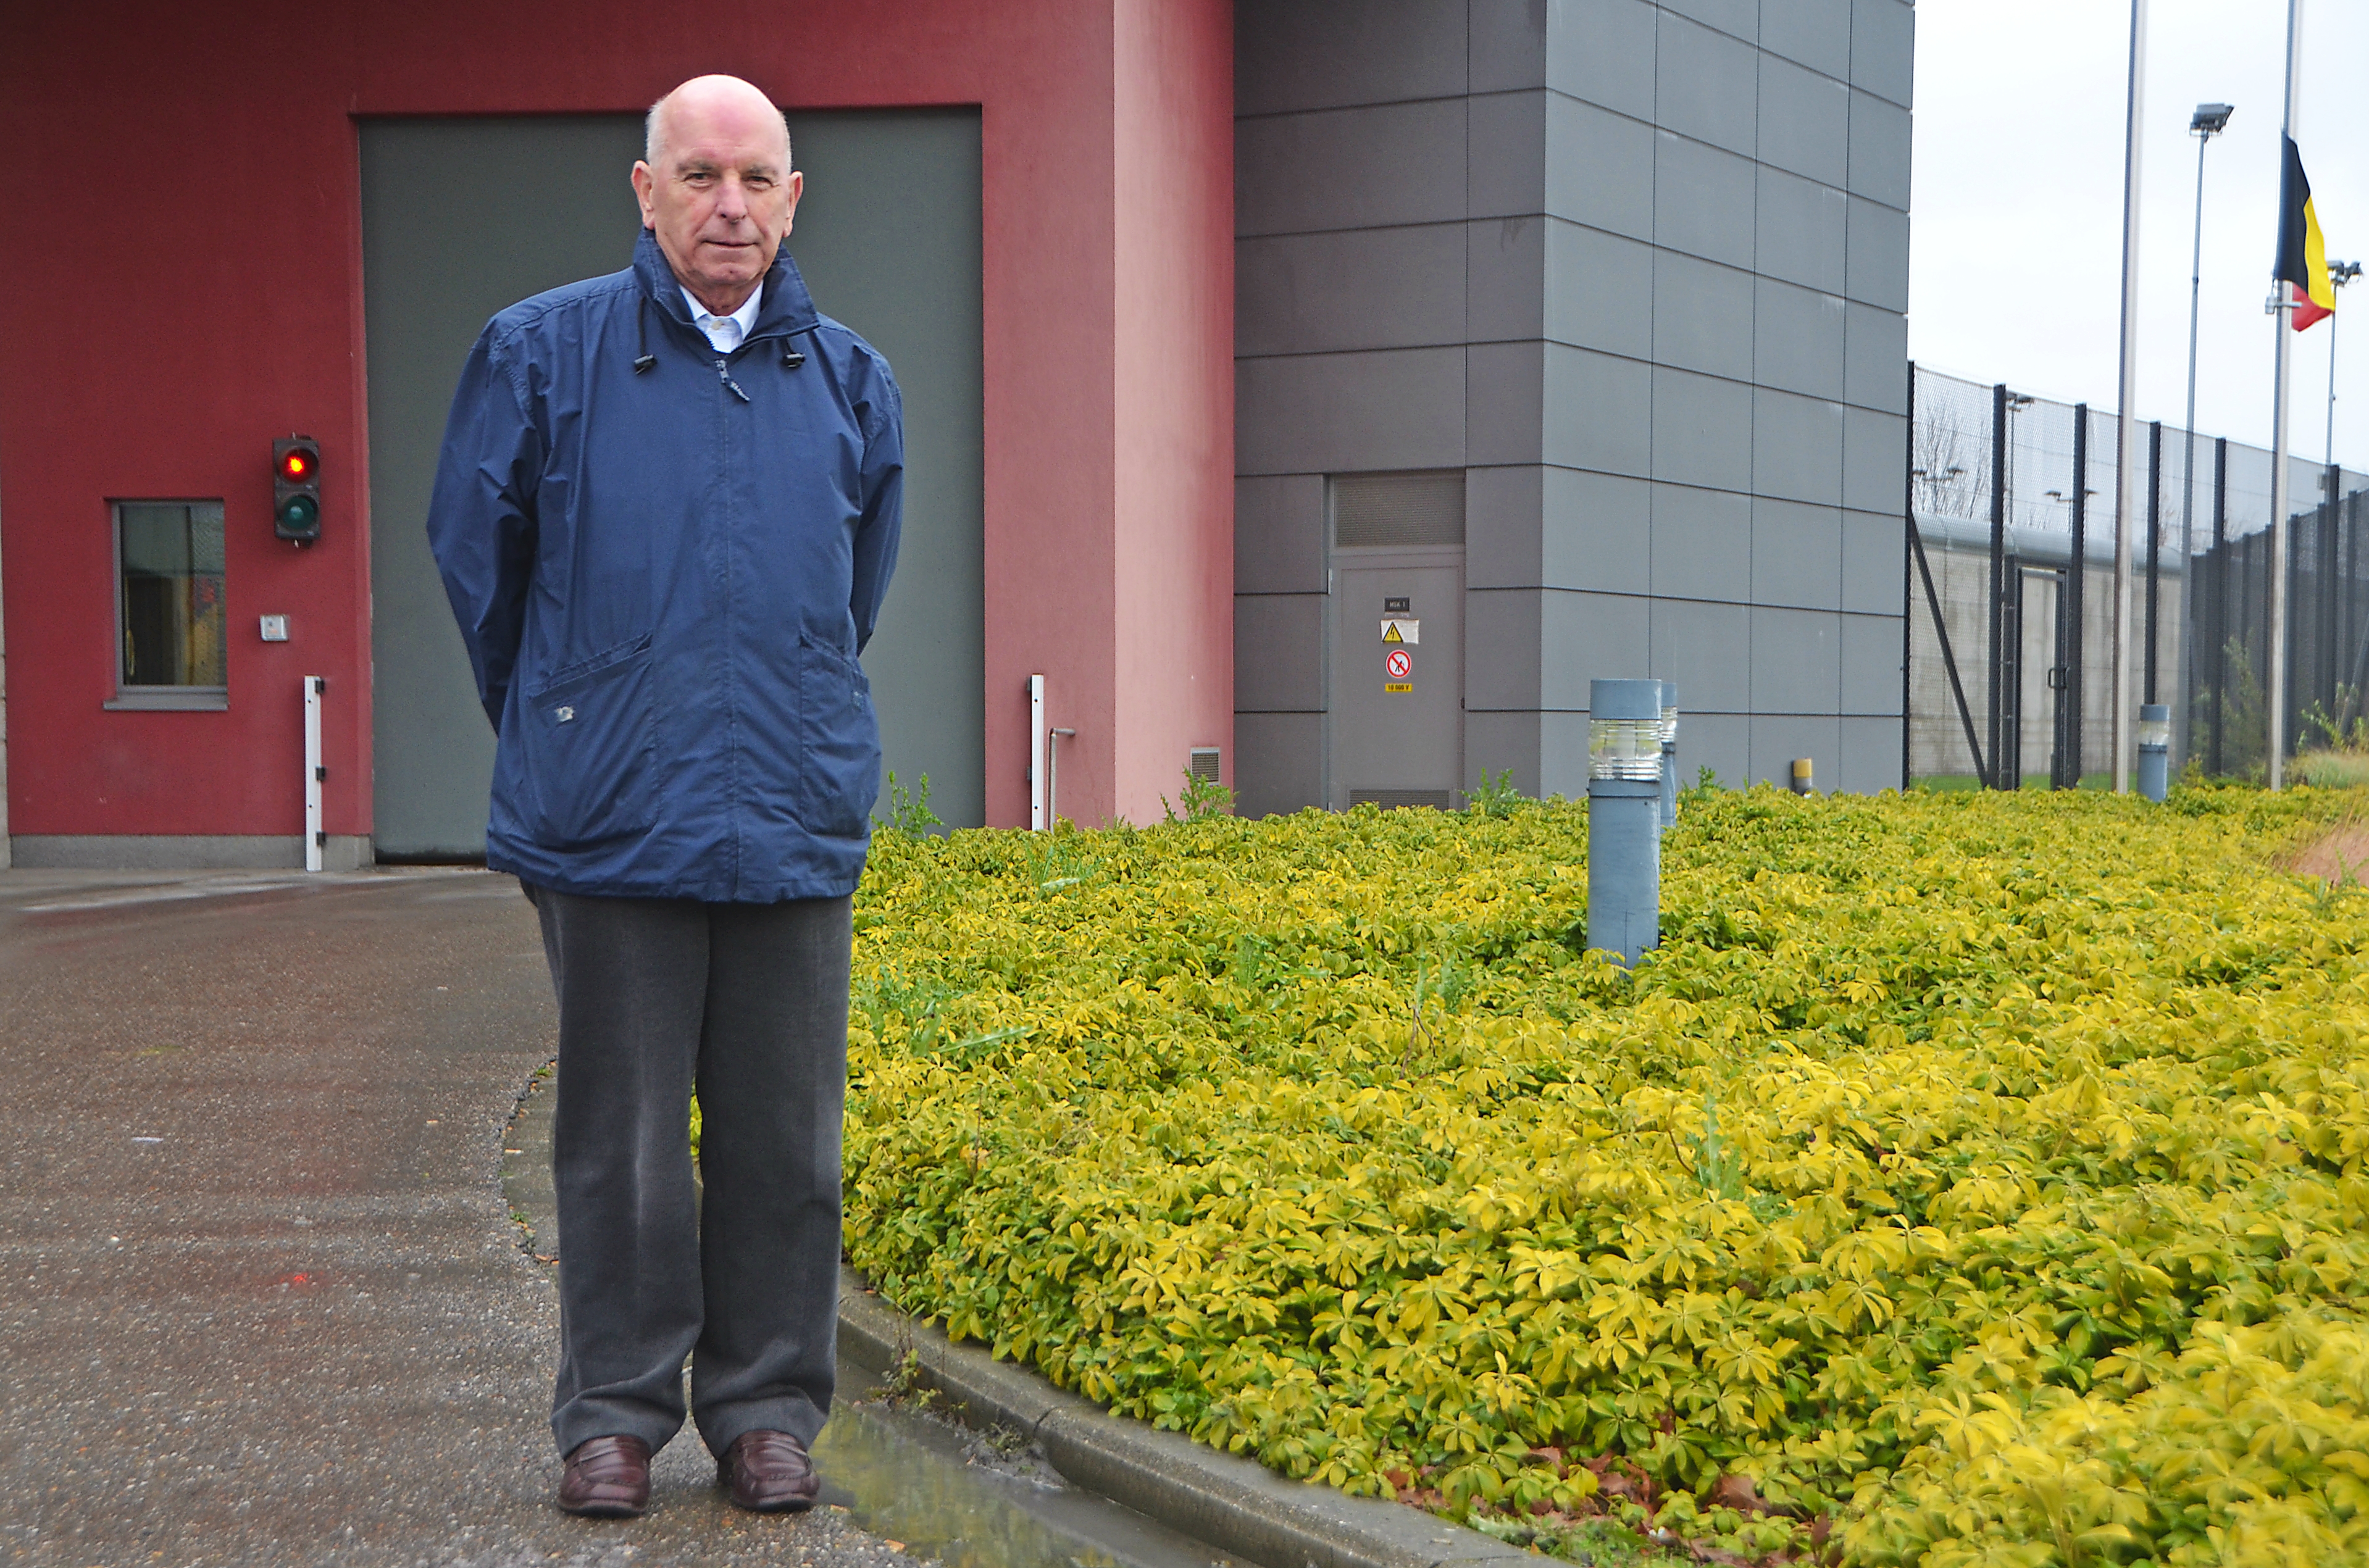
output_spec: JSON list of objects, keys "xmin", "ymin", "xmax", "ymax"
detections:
[
  {"xmin": 360, "ymin": 111, "xmax": 984, "ymax": 859},
  {"xmin": 1233, "ymin": 0, "xmax": 1913, "ymax": 807}
]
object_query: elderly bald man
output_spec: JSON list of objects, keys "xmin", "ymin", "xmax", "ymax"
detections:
[{"xmin": 427, "ymin": 75, "xmax": 903, "ymax": 1517}]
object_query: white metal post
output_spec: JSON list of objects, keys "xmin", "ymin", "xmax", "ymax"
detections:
[
  {"xmin": 1028, "ymin": 673, "xmax": 1047, "ymax": 831},
  {"xmin": 303, "ymin": 675, "xmax": 324, "ymax": 872},
  {"xmin": 2110, "ymin": 0, "xmax": 2148, "ymax": 793},
  {"xmin": 2268, "ymin": 0, "xmax": 2304, "ymax": 790}
]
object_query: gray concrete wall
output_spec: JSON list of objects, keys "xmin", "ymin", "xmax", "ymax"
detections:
[
  {"xmin": 9, "ymin": 835, "xmax": 372, "ymax": 872},
  {"xmin": 1234, "ymin": 0, "xmax": 1913, "ymax": 811}
]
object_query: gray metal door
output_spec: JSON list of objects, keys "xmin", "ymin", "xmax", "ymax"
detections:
[
  {"xmin": 359, "ymin": 110, "xmax": 984, "ymax": 858},
  {"xmin": 1326, "ymin": 472, "xmax": 1466, "ymax": 810},
  {"xmin": 1329, "ymin": 554, "xmax": 1464, "ymax": 809}
]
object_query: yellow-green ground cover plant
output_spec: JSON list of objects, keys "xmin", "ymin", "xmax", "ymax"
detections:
[{"xmin": 831, "ymin": 783, "xmax": 2369, "ymax": 1567}]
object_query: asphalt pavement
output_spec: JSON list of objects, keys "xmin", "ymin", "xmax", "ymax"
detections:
[{"xmin": 0, "ymin": 867, "xmax": 920, "ymax": 1568}]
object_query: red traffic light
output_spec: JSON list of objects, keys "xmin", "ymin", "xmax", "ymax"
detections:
[{"xmin": 273, "ymin": 435, "xmax": 323, "ymax": 544}]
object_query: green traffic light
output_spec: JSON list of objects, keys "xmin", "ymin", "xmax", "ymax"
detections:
[{"xmin": 280, "ymin": 496, "xmax": 319, "ymax": 529}]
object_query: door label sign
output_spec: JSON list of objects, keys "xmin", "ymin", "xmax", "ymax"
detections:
[
  {"xmin": 1379, "ymin": 618, "xmax": 1419, "ymax": 644},
  {"xmin": 1384, "ymin": 649, "xmax": 1413, "ymax": 692},
  {"xmin": 1384, "ymin": 596, "xmax": 1411, "ymax": 614}
]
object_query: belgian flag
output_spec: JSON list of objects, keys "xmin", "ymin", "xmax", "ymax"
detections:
[{"xmin": 2278, "ymin": 135, "xmax": 2337, "ymax": 331}]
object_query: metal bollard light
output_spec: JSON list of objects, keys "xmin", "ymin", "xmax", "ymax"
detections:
[
  {"xmin": 1588, "ymin": 678, "xmax": 1663, "ymax": 967},
  {"xmin": 2137, "ymin": 703, "xmax": 2170, "ymax": 803},
  {"xmin": 1790, "ymin": 758, "xmax": 1814, "ymax": 796},
  {"xmin": 1659, "ymin": 681, "xmax": 1679, "ymax": 833}
]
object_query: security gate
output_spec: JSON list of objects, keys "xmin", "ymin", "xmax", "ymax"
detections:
[{"xmin": 1996, "ymin": 556, "xmax": 2074, "ymax": 790}]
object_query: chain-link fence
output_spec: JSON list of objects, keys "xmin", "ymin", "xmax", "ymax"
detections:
[{"xmin": 1908, "ymin": 364, "xmax": 2368, "ymax": 785}]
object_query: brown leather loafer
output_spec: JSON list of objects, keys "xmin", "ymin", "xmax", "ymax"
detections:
[
  {"xmin": 717, "ymin": 1428, "xmax": 821, "ymax": 1512},
  {"xmin": 557, "ymin": 1433, "xmax": 651, "ymax": 1517}
]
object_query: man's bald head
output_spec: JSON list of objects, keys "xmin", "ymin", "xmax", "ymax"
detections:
[
  {"xmin": 631, "ymin": 75, "xmax": 803, "ymax": 315},
  {"xmin": 645, "ymin": 75, "xmax": 791, "ymax": 171}
]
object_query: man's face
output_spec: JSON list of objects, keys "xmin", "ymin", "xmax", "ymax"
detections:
[{"xmin": 632, "ymin": 97, "xmax": 801, "ymax": 315}]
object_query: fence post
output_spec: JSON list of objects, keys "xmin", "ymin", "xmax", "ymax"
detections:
[
  {"xmin": 2321, "ymin": 468, "xmax": 2341, "ymax": 722},
  {"xmin": 2286, "ymin": 484, "xmax": 2303, "ymax": 768},
  {"xmin": 2211, "ymin": 438, "xmax": 2228, "ymax": 775},
  {"xmin": 1895, "ymin": 362, "xmax": 1914, "ymax": 791},
  {"xmin": 2145, "ymin": 420, "xmax": 2163, "ymax": 704},
  {"xmin": 2069, "ymin": 407, "xmax": 2090, "ymax": 785},
  {"xmin": 1988, "ymin": 384, "xmax": 2009, "ymax": 786}
]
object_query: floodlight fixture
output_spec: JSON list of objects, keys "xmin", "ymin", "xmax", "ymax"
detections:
[{"xmin": 2190, "ymin": 102, "xmax": 2233, "ymax": 136}]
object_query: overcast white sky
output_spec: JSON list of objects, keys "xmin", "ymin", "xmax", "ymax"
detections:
[{"xmin": 1910, "ymin": 0, "xmax": 2369, "ymax": 469}]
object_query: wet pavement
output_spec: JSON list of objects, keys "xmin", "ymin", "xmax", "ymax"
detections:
[
  {"xmin": 503, "ymin": 1075, "xmax": 1229, "ymax": 1568},
  {"xmin": 0, "ymin": 867, "xmax": 1175, "ymax": 1568}
]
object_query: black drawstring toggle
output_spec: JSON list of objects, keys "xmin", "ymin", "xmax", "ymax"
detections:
[{"xmin": 781, "ymin": 344, "xmax": 806, "ymax": 370}]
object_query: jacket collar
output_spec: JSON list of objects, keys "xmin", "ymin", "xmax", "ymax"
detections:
[{"xmin": 633, "ymin": 227, "xmax": 819, "ymax": 341}]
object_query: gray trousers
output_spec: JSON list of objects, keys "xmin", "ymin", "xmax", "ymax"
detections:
[{"xmin": 526, "ymin": 883, "xmax": 853, "ymax": 1459}]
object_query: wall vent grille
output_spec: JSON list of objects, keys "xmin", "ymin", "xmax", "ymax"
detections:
[
  {"xmin": 1188, "ymin": 747, "xmax": 1222, "ymax": 782},
  {"xmin": 1332, "ymin": 470, "xmax": 1465, "ymax": 548},
  {"xmin": 1350, "ymin": 788, "xmax": 1454, "ymax": 811}
]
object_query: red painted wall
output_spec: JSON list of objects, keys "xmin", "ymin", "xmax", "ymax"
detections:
[
  {"xmin": 0, "ymin": 1, "xmax": 378, "ymax": 841},
  {"xmin": 1112, "ymin": 0, "xmax": 1235, "ymax": 822},
  {"xmin": 0, "ymin": 0, "xmax": 1233, "ymax": 843}
]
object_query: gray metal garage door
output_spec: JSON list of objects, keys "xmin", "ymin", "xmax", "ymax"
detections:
[{"xmin": 360, "ymin": 110, "xmax": 984, "ymax": 858}]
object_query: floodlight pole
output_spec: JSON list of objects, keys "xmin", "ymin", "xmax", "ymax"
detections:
[
  {"xmin": 2267, "ymin": 0, "xmax": 2304, "ymax": 790},
  {"xmin": 2329, "ymin": 263, "xmax": 2360, "ymax": 472},
  {"xmin": 2111, "ymin": 0, "xmax": 2148, "ymax": 794},
  {"xmin": 2178, "ymin": 105, "xmax": 2231, "ymax": 772}
]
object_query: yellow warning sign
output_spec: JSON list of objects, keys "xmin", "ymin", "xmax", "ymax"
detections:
[
  {"xmin": 1379, "ymin": 618, "xmax": 1420, "ymax": 644},
  {"xmin": 1384, "ymin": 682, "xmax": 1413, "ymax": 694}
]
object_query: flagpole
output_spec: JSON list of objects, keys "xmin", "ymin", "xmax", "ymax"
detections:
[
  {"xmin": 2112, "ymin": 0, "xmax": 2147, "ymax": 794},
  {"xmin": 2268, "ymin": 0, "xmax": 2304, "ymax": 790}
]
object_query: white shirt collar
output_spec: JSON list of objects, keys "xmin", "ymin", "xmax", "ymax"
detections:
[{"xmin": 683, "ymin": 282, "xmax": 763, "ymax": 354}]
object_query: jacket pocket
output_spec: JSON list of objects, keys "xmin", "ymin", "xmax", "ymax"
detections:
[
  {"xmin": 794, "ymin": 633, "xmax": 880, "ymax": 841},
  {"xmin": 520, "ymin": 635, "xmax": 658, "ymax": 848}
]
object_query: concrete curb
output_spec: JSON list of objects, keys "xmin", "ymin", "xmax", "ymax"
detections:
[
  {"xmin": 835, "ymin": 1268, "xmax": 1528, "ymax": 1568},
  {"xmin": 504, "ymin": 1077, "xmax": 1523, "ymax": 1568}
]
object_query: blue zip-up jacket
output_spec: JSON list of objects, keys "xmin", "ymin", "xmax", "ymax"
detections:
[{"xmin": 426, "ymin": 229, "xmax": 903, "ymax": 901}]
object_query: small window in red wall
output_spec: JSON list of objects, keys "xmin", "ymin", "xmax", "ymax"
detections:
[{"xmin": 111, "ymin": 501, "xmax": 228, "ymax": 710}]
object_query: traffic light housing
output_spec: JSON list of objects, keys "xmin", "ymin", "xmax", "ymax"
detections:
[{"xmin": 274, "ymin": 435, "xmax": 322, "ymax": 543}]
